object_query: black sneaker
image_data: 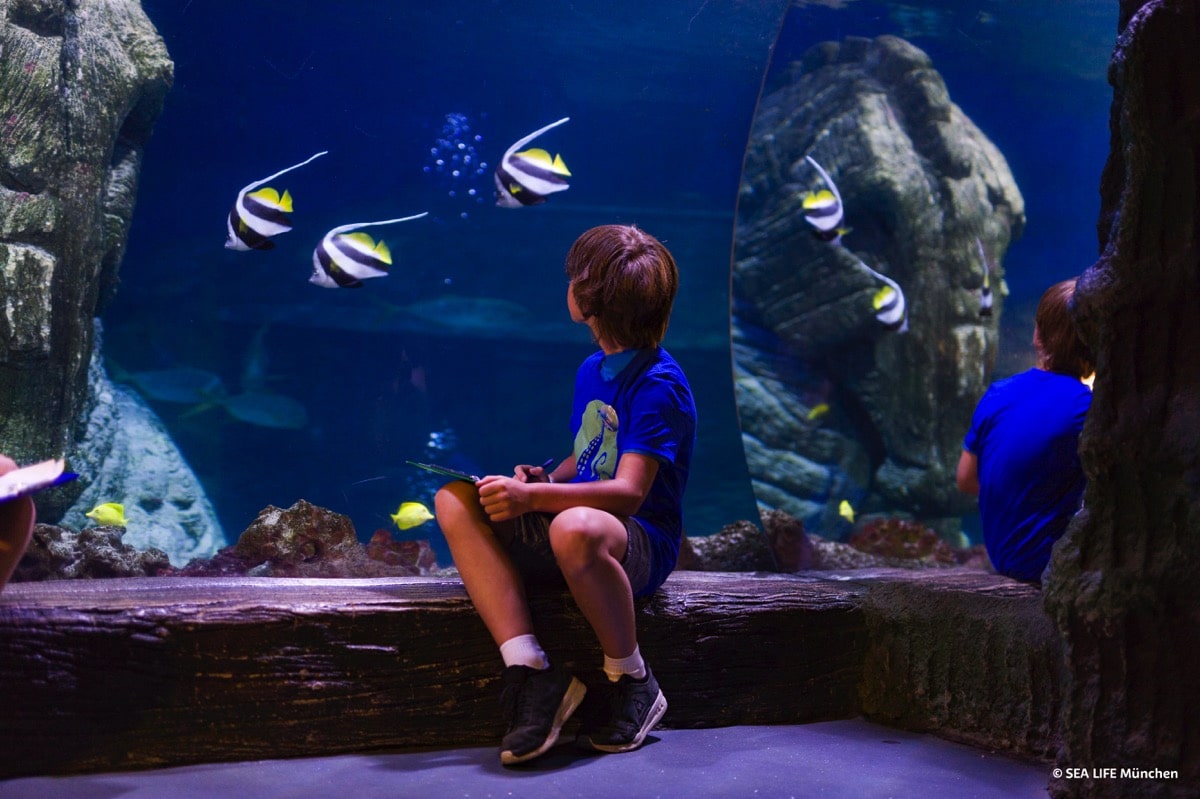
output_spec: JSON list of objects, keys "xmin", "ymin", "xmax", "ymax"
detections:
[
  {"xmin": 498, "ymin": 665, "xmax": 587, "ymax": 765},
  {"xmin": 576, "ymin": 666, "xmax": 668, "ymax": 753}
]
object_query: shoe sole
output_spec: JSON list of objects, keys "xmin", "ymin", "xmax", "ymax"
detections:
[
  {"xmin": 579, "ymin": 689, "xmax": 668, "ymax": 754},
  {"xmin": 500, "ymin": 676, "xmax": 587, "ymax": 766}
]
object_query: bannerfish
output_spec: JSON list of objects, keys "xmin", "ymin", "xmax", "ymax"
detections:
[
  {"xmin": 391, "ymin": 501, "xmax": 434, "ymax": 530},
  {"xmin": 855, "ymin": 257, "xmax": 909, "ymax": 333},
  {"xmin": 838, "ymin": 499, "xmax": 856, "ymax": 524},
  {"xmin": 225, "ymin": 151, "xmax": 328, "ymax": 251},
  {"xmin": 86, "ymin": 502, "xmax": 128, "ymax": 527},
  {"xmin": 310, "ymin": 213, "xmax": 428, "ymax": 289},
  {"xmin": 976, "ymin": 237, "xmax": 994, "ymax": 317},
  {"xmin": 802, "ymin": 155, "xmax": 847, "ymax": 243},
  {"xmin": 494, "ymin": 117, "xmax": 571, "ymax": 208}
]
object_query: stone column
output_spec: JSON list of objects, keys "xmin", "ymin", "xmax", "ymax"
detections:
[
  {"xmin": 1, "ymin": 0, "xmax": 171, "ymax": 518},
  {"xmin": 1044, "ymin": 1, "xmax": 1200, "ymax": 796}
]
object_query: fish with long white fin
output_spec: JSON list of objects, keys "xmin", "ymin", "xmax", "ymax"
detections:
[
  {"xmin": 494, "ymin": 117, "xmax": 571, "ymax": 207},
  {"xmin": 226, "ymin": 151, "xmax": 328, "ymax": 251},
  {"xmin": 801, "ymin": 155, "xmax": 847, "ymax": 243},
  {"xmin": 855, "ymin": 256, "xmax": 909, "ymax": 333},
  {"xmin": 310, "ymin": 213, "xmax": 428, "ymax": 289},
  {"xmin": 976, "ymin": 237, "xmax": 994, "ymax": 317}
]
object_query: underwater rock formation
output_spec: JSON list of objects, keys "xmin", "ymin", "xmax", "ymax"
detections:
[
  {"xmin": 56, "ymin": 329, "xmax": 225, "ymax": 565},
  {"xmin": 682, "ymin": 509, "xmax": 980, "ymax": 573},
  {"xmin": 847, "ymin": 516, "xmax": 956, "ymax": 565},
  {"xmin": 171, "ymin": 499, "xmax": 443, "ymax": 578},
  {"xmin": 733, "ymin": 35, "xmax": 1024, "ymax": 536},
  {"xmin": 11, "ymin": 523, "xmax": 169, "ymax": 581},
  {"xmin": 0, "ymin": 0, "xmax": 173, "ymax": 517},
  {"xmin": 1043, "ymin": 1, "xmax": 1200, "ymax": 795}
]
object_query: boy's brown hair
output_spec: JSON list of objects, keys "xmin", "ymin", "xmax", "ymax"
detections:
[
  {"xmin": 1035, "ymin": 278, "xmax": 1094, "ymax": 378},
  {"xmin": 565, "ymin": 225, "xmax": 678, "ymax": 349}
]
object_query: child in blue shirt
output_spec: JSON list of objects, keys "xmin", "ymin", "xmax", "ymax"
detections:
[
  {"xmin": 435, "ymin": 224, "xmax": 696, "ymax": 765},
  {"xmin": 957, "ymin": 278, "xmax": 1094, "ymax": 583}
]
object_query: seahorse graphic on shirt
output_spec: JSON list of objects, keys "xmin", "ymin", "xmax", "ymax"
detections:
[{"xmin": 574, "ymin": 400, "xmax": 619, "ymax": 480}]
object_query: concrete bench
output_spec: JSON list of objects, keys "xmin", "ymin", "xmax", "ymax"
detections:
[{"xmin": 0, "ymin": 568, "xmax": 1060, "ymax": 777}]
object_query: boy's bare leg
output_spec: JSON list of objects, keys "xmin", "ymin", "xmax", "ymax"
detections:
[
  {"xmin": 434, "ymin": 481, "xmax": 534, "ymax": 646},
  {"xmin": 548, "ymin": 506, "xmax": 637, "ymax": 658}
]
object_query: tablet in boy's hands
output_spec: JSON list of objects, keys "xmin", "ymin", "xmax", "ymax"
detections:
[
  {"xmin": 0, "ymin": 459, "xmax": 79, "ymax": 503},
  {"xmin": 406, "ymin": 460, "xmax": 480, "ymax": 483}
]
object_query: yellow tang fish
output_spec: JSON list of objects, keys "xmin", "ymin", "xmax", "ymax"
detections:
[
  {"xmin": 838, "ymin": 499, "xmax": 856, "ymax": 524},
  {"xmin": 391, "ymin": 501, "xmax": 434, "ymax": 531},
  {"xmin": 86, "ymin": 502, "xmax": 128, "ymax": 527},
  {"xmin": 806, "ymin": 403, "xmax": 830, "ymax": 422}
]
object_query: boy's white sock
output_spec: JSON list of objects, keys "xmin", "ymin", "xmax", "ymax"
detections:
[
  {"xmin": 603, "ymin": 645, "xmax": 646, "ymax": 682},
  {"xmin": 499, "ymin": 634, "xmax": 549, "ymax": 671}
]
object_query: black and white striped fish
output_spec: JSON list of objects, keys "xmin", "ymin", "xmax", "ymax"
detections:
[
  {"xmin": 976, "ymin": 237, "xmax": 994, "ymax": 317},
  {"xmin": 802, "ymin": 155, "xmax": 847, "ymax": 243},
  {"xmin": 494, "ymin": 117, "xmax": 571, "ymax": 207},
  {"xmin": 225, "ymin": 151, "xmax": 327, "ymax": 251},
  {"xmin": 309, "ymin": 213, "xmax": 428, "ymax": 289},
  {"xmin": 857, "ymin": 257, "xmax": 909, "ymax": 333}
]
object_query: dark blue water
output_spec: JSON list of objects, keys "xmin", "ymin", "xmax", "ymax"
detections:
[
  {"xmin": 111, "ymin": 1, "xmax": 785, "ymax": 561},
  {"xmin": 106, "ymin": 1, "xmax": 1114, "ymax": 562}
]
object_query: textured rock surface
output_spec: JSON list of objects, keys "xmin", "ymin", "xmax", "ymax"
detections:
[
  {"xmin": 683, "ymin": 509, "xmax": 984, "ymax": 573},
  {"xmin": 733, "ymin": 35, "xmax": 1024, "ymax": 535},
  {"xmin": 12, "ymin": 523, "xmax": 169, "ymax": 580},
  {"xmin": 860, "ymin": 574, "xmax": 1064, "ymax": 760},
  {"xmin": 56, "ymin": 330, "xmax": 225, "ymax": 565},
  {"xmin": 0, "ymin": 0, "xmax": 173, "ymax": 519},
  {"xmin": 168, "ymin": 499, "xmax": 445, "ymax": 578},
  {"xmin": 1043, "ymin": 1, "xmax": 1200, "ymax": 796},
  {"xmin": 0, "ymin": 568, "xmax": 1057, "ymax": 777}
]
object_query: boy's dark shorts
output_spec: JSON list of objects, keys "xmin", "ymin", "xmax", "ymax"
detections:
[{"xmin": 499, "ymin": 511, "xmax": 652, "ymax": 597}]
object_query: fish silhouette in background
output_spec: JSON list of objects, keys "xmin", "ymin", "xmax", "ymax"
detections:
[
  {"xmin": 976, "ymin": 237, "xmax": 995, "ymax": 318},
  {"xmin": 225, "ymin": 150, "xmax": 327, "ymax": 251},
  {"xmin": 309, "ymin": 213, "xmax": 428, "ymax": 289},
  {"xmin": 126, "ymin": 366, "xmax": 226, "ymax": 404},
  {"xmin": 494, "ymin": 117, "xmax": 571, "ymax": 207}
]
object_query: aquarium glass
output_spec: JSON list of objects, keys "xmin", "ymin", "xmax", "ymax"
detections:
[
  {"xmin": 732, "ymin": 0, "xmax": 1114, "ymax": 545},
  {"xmin": 103, "ymin": 0, "xmax": 785, "ymax": 566},
  {"xmin": 80, "ymin": 0, "xmax": 1116, "ymax": 570}
]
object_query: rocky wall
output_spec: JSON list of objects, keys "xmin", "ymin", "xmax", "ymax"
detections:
[{"xmin": 1044, "ymin": 1, "xmax": 1200, "ymax": 797}]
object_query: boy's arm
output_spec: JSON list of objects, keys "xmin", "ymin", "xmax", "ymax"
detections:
[
  {"xmin": 477, "ymin": 453, "xmax": 659, "ymax": 523},
  {"xmin": 956, "ymin": 450, "xmax": 980, "ymax": 495}
]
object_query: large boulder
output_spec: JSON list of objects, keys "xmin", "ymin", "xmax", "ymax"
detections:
[
  {"xmin": 0, "ymin": 1, "xmax": 222, "ymax": 559},
  {"xmin": 733, "ymin": 35, "xmax": 1024, "ymax": 537}
]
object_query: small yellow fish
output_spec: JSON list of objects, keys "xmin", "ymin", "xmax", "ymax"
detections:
[
  {"xmin": 838, "ymin": 500, "xmax": 856, "ymax": 524},
  {"xmin": 86, "ymin": 502, "xmax": 128, "ymax": 527},
  {"xmin": 391, "ymin": 501, "xmax": 434, "ymax": 530},
  {"xmin": 807, "ymin": 403, "xmax": 830, "ymax": 422}
]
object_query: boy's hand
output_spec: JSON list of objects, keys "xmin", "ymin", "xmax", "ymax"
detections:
[
  {"xmin": 477, "ymin": 475, "xmax": 532, "ymax": 522},
  {"xmin": 514, "ymin": 458, "xmax": 555, "ymax": 483}
]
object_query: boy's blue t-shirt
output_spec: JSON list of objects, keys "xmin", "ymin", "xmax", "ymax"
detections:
[
  {"xmin": 964, "ymin": 368, "xmax": 1092, "ymax": 582},
  {"xmin": 570, "ymin": 346, "xmax": 696, "ymax": 597}
]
